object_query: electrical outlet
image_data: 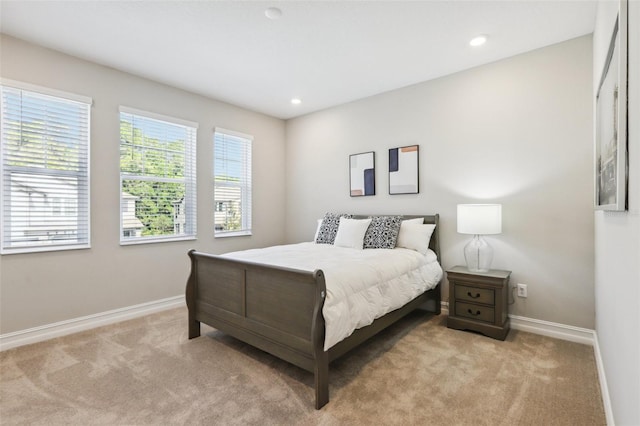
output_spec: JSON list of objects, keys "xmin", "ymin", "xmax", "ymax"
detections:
[{"xmin": 517, "ymin": 283, "xmax": 528, "ymax": 298}]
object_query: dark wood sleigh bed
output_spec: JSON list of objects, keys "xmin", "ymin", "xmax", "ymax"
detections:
[{"xmin": 185, "ymin": 214, "xmax": 442, "ymax": 409}]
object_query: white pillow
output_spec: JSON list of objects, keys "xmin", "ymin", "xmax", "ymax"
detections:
[
  {"xmin": 396, "ymin": 223, "xmax": 436, "ymax": 255},
  {"xmin": 334, "ymin": 217, "xmax": 372, "ymax": 249},
  {"xmin": 396, "ymin": 217, "xmax": 424, "ymax": 246}
]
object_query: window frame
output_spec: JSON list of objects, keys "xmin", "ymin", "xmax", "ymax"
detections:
[
  {"xmin": 119, "ymin": 106, "xmax": 197, "ymax": 245},
  {"xmin": 0, "ymin": 79, "xmax": 92, "ymax": 255},
  {"xmin": 213, "ymin": 127, "xmax": 252, "ymax": 238}
]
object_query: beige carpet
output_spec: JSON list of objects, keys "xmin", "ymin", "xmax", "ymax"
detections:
[{"xmin": 0, "ymin": 307, "xmax": 605, "ymax": 425}]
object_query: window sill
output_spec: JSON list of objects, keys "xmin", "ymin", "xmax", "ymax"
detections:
[
  {"xmin": 214, "ymin": 230, "xmax": 252, "ymax": 238},
  {"xmin": 120, "ymin": 235, "xmax": 197, "ymax": 246},
  {"xmin": 1, "ymin": 243, "xmax": 91, "ymax": 255}
]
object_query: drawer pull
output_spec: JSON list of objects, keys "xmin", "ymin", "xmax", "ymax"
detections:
[
  {"xmin": 467, "ymin": 308, "xmax": 482, "ymax": 316},
  {"xmin": 467, "ymin": 291, "xmax": 481, "ymax": 299}
]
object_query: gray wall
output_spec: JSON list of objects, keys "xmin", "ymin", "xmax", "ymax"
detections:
[
  {"xmin": 593, "ymin": 1, "xmax": 640, "ymax": 424},
  {"xmin": 0, "ymin": 35, "xmax": 287, "ymax": 334},
  {"xmin": 285, "ymin": 36, "xmax": 595, "ymax": 329}
]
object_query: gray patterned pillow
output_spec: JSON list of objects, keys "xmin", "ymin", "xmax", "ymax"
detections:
[
  {"xmin": 315, "ymin": 213, "xmax": 352, "ymax": 244},
  {"xmin": 363, "ymin": 216, "xmax": 402, "ymax": 249}
]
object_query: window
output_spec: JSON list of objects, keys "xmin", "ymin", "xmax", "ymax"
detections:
[
  {"xmin": 1, "ymin": 81, "xmax": 91, "ymax": 254},
  {"xmin": 214, "ymin": 128, "xmax": 252, "ymax": 237},
  {"xmin": 119, "ymin": 107, "xmax": 197, "ymax": 244}
]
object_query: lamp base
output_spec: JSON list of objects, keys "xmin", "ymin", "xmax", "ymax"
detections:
[{"xmin": 464, "ymin": 235, "xmax": 493, "ymax": 273}]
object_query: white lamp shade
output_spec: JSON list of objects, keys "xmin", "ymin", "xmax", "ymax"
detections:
[{"xmin": 457, "ymin": 204, "xmax": 502, "ymax": 235}]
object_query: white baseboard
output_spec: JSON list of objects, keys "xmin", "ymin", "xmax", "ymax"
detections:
[
  {"xmin": 508, "ymin": 314, "xmax": 595, "ymax": 346},
  {"xmin": 593, "ymin": 332, "xmax": 615, "ymax": 426},
  {"xmin": 0, "ymin": 295, "xmax": 184, "ymax": 352}
]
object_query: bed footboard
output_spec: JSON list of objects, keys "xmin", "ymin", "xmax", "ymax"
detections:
[{"xmin": 186, "ymin": 249, "xmax": 329, "ymax": 408}]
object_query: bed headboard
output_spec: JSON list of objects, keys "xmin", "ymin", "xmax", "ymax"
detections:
[{"xmin": 352, "ymin": 214, "xmax": 440, "ymax": 261}]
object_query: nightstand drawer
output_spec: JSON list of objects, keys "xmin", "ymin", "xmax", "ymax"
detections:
[
  {"xmin": 454, "ymin": 285, "xmax": 494, "ymax": 305},
  {"xmin": 455, "ymin": 302, "xmax": 495, "ymax": 323}
]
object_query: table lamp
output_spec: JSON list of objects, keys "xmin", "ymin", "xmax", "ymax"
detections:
[{"xmin": 457, "ymin": 204, "xmax": 502, "ymax": 272}]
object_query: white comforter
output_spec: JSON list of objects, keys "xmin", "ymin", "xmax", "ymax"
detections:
[{"xmin": 222, "ymin": 242, "xmax": 443, "ymax": 350}]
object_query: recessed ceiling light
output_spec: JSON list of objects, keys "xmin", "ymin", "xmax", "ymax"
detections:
[
  {"xmin": 265, "ymin": 7, "xmax": 282, "ymax": 20},
  {"xmin": 291, "ymin": 98, "xmax": 302, "ymax": 105},
  {"xmin": 469, "ymin": 35, "xmax": 487, "ymax": 47}
]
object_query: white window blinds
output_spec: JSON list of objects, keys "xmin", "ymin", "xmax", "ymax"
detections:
[
  {"xmin": 1, "ymin": 82, "xmax": 91, "ymax": 254},
  {"xmin": 214, "ymin": 128, "xmax": 252, "ymax": 237},
  {"xmin": 119, "ymin": 107, "xmax": 197, "ymax": 244}
]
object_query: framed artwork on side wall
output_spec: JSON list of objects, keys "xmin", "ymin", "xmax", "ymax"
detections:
[
  {"xmin": 389, "ymin": 145, "xmax": 419, "ymax": 195},
  {"xmin": 595, "ymin": 0, "xmax": 628, "ymax": 211},
  {"xmin": 350, "ymin": 151, "xmax": 375, "ymax": 196}
]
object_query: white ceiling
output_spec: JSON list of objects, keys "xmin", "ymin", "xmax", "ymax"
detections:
[{"xmin": 0, "ymin": 1, "xmax": 597, "ymax": 119}]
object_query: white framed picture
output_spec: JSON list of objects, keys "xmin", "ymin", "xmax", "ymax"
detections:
[{"xmin": 595, "ymin": 0, "xmax": 628, "ymax": 211}]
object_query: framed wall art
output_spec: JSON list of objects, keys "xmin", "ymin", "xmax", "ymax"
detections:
[
  {"xmin": 389, "ymin": 145, "xmax": 419, "ymax": 195},
  {"xmin": 595, "ymin": 0, "xmax": 628, "ymax": 211},
  {"xmin": 349, "ymin": 151, "xmax": 375, "ymax": 196}
]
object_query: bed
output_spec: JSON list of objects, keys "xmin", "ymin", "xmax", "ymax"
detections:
[{"xmin": 185, "ymin": 214, "xmax": 442, "ymax": 409}]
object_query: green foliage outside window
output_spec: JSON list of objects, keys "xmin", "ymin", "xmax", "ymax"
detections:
[{"xmin": 120, "ymin": 118, "xmax": 188, "ymax": 237}]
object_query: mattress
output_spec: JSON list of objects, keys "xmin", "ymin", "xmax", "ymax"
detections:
[{"xmin": 222, "ymin": 242, "xmax": 443, "ymax": 350}]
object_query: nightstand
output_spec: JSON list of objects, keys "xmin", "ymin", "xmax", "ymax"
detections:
[{"xmin": 446, "ymin": 266, "xmax": 511, "ymax": 340}]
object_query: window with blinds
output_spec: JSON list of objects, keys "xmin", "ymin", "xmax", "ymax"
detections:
[
  {"xmin": 1, "ymin": 82, "xmax": 91, "ymax": 254},
  {"xmin": 214, "ymin": 129, "xmax": 252, "ymax": 237},
  {"xmin": 119, "ymin": 107, "xmax": 197, "ymax": 244}
]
